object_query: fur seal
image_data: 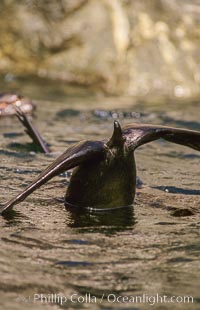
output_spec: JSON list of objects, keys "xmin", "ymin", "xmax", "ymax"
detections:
[
  {"xmin": 0, "ymin": 93, "xmax": 34, "ymax": 116},
  {"xmin": 0, "ymin": 115, "xmax": 199, "ymax": 215}
]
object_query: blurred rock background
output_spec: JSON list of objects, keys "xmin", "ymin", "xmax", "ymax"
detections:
[{"xmin": 0, "ymin": 0, "xmax": 200, "ymax": 98}]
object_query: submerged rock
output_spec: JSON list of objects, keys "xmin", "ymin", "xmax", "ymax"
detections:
[{"xmin": 171, "ymin": 208, "xmax": 195, "ymax": 217}]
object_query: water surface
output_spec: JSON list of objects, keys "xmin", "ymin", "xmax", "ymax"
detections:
[{"xmin": 0, "ymin": 79, "xmax": 199, "ymax": 309}]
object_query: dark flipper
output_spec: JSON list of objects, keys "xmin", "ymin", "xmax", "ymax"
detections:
[
  {"xmin": 123, "ymin": 124, "xmax": 200, "ymax": 151},
  {"xmin": 0, "ymin": 140, "xmax": 105, "ymax": 215},
  {"xmin": 15, "ymin": 107, "xmax": 50, "ymax": 154}
]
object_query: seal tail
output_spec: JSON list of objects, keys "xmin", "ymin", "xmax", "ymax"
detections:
[{"xmin": 107, "ymin": 120, "xmax": 125, "ymax": 147}]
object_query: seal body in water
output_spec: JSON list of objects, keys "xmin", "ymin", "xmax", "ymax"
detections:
[
  {"xmin": 65, "ymin": 123, "xmax": 136, "ymax": 209},
  {"xmin": 0, "ymin": 93, "xmax": 34, "ymax": 116},
  {"xmin": 0, "ymin": 118, "xmax": 200, "ymax": 215}
]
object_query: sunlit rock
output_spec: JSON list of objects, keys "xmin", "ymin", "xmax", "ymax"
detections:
[{"xmin": 0, "ymin": 0, "xmax": 200, "ymax": 98}]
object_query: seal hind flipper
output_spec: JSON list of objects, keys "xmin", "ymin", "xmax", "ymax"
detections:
[
  {"xmin": 15, "ymin": 107, "xmax": 50, "ymax": 154},
  {"xmin": 0, "ymin": 140, "xmax": 105, "ymax": 215},
  {"xmin": 123, "ymin": 124, "xmax": 200, "ymax": 151}
]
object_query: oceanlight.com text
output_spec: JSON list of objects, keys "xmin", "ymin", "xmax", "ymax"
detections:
[{"xmin": 17, "ymin": 293, "xmax": 194, "ymax": 306}]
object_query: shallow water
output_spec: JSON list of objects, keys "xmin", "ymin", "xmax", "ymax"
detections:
[{"xmin": 0, "ymin": 79, "xmax": 200, "ymax": 309}]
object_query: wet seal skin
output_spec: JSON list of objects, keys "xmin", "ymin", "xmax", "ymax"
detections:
[
  {"xmin": 0, "ymin": 118, "xmax": 199, "ymax": 214},
  {"xmin": 0, "ymin": 93, "xmax": 35, "ymax": 116}
]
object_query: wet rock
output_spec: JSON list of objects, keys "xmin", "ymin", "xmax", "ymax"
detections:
[
  {"xmin": 136, "ymin": 176, "xmax": 143, "ymax": 189},
  {"xmin": 93, "ymin": 109, "xmax": 141, "ymax": 120},
  {"xmin": 171, "ymin": 208, "xmax": 195, "ymax": 217},
  {"xmin": 56, "ymin": 109, "xmax": 80, "ymax": 118},
  {"xmin": 0, "ymin": 0, "xmax": 200, "ymax": 97}
]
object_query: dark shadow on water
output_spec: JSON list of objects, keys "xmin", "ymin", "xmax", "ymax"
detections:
[
  {"xmin": 159, "ymin": 151, "xmax": 200, "ymax": 159},
  {"xmin": 153, "ymin": 186, "xmax": 200, "ymax": 195},
  {"xmin": 182, "ymin": 153, "xmax": 200, "ymax": 159},
  {"xmin": 3, "ymin": 132, "xmax": 24, "ymax": 138},
  {"xmin": 56, "ymin": 109, "xmax": 81, "ymax": 118},
  {"xmin": 160, "ymin": 115, "xmax": 200, "ymax": 130},
  {"xmin": 55, "ymin": 261, "xmax": 93, "ymax": 267},
  {"xmin": 1, "ymin": 209, "xmax": 29, "ymax": 226},
  {"xmin": 7, "ymin": 142, "xmax": 51, "ymax": 153},
  {"xmin": 0, "ymin": 148, "xmax": 31, "ymax": 158}
]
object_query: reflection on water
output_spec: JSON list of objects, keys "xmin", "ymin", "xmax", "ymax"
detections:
[
  {"xmin": 3, "ymin": 205, "xmax": 135, "ymax": 233},
  {"xmin": 0, "ymin": 79, "xmax": 200, "ymax": 309},
  {"xmin": 2, "ymin": 209, "xmax": 30, "ymax": 226},
  {"xmin": 65, "ymin": 206, "xmax": 135, "ymax": 231}
]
